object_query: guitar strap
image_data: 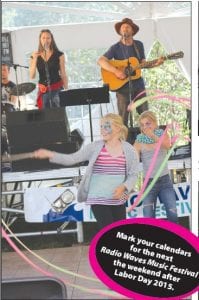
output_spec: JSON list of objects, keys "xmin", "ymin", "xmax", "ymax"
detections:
[
  {"xmin": 133, "ymin": 41, "xmax": 141, "ymax": 61},
  {"xmin": 121, "ymin": 40, "xmax": 141, "ymax": 60}
]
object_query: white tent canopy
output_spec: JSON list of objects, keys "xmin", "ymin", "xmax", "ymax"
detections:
[{"xmin": 2, "ymin": 2, "xmax": 191, "ymax": 82}]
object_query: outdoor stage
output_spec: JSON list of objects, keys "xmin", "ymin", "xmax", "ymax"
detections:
[
  {"xmin": 2, "ymin": 157, "xmax": 191, "ymax": 242},
  {"xmin": 2, "ymin": 244, "xmax": 118, "ymax": 299}
]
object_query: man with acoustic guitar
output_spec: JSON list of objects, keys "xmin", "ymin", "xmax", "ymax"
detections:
[{"xmin": 98, "ymin": 18, "xmax": 164, "ymax": 127}]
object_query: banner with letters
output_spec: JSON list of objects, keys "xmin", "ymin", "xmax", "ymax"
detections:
[{"xmin": 24, "ymin": 182, "xmax": 190, "ymax": 223}]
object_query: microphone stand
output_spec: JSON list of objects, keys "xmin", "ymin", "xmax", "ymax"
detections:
[
  {"xmin": 12, "ymin": 63, "xmax": 29, "ymax": 69},
  {"xmin": 123, "ymin": 35, "xmax": 133, "ymax": 127},
  {"xmin": 43, "ymin": 50, "xmax": 52, "ymax": 108},
  {"xmin": 12, "ymin": 64, "xmax": 21, "ymax": 110},
  {"xmin": 127, "ymin": 58, "xmax": 133, "ymax": 127}
]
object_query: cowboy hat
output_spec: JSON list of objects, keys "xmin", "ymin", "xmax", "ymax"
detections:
[{"xmin": 115, "ymin": 18, "xmax": 139, "ymax": 36}]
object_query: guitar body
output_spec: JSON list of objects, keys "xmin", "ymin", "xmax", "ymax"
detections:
[
  {"xmin": 101, "ymin": 51, "xmax": 184, "ymax": 91},
  {"xmin": 101, "ymin": 57, "xmax": 141, "ymax": 91}
]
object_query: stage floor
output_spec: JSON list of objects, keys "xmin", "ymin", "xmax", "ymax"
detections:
[
  {"xmin": 2, "ymin": 236, "xmax": 195, "ymax": 300},
  {"xmin": 2, "ymin": 244, "xmax": 121, "ymax": 299}
]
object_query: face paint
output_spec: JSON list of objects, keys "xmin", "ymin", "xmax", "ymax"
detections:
[{"xmin": 100, "ymin": 121, "xmax": 113, "ymax": 134}]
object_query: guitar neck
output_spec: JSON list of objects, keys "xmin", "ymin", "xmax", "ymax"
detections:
[
  {"xmin": 138, "ymin": 57, "xmax": 167, "ymax": 70},
  {"xmin": 137, "ymin": 52, "xmax": 182, "ymax": 70}
]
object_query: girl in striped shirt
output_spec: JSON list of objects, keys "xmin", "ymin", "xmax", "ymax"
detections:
[{"xmin": 34, "ymin": 114, "xmax": 139, "ymax": 230}]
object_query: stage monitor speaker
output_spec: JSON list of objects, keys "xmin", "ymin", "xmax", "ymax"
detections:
[
  {"xmin": 6, "ymin": 108, "xmax": 70, "ymax": 148},
  {"xmin": 70, "ymin": 129, "xmax": 84, "ymax": 147},
  {"xmin": 2, "ymin": 277, "xmax": 67, "ymax": 299},
  {"xmin": 10, "ymin": 141, "xmax": 80, "ymax": 172},
  {"xmin": 169, "ymin": 143, "xmax": 191, "ymax": 160},
  {"xmin": 127, "ymin": 127, "xmax": 140, "ymax": 145}
]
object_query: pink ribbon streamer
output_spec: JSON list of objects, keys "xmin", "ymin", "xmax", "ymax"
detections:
[
  {"xmin": 1, "ymin": 228, "xmax": 123, "ymax": 299},
  {"xmin": 153, "ymin": 94, "xmax": 190, "ymax": 106},
  {"xmin": 132, "ymin": 89, "xmax": 147, "ymax": 102},
  {"xmin": 2, "ymin": 227, "xmax": 57, "ymax": 278},
  {"xmin": 134, "ymin": 89, "xmax": 190, "ymax": 104},
  {"xmin": 128, "ymin": 89, "xmax": 190, "ymax": 111}
]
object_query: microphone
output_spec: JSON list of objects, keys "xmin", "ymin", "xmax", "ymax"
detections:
[
  {"xmin": 43, "ymin": 43, "xmax": 48, "ymax": 51},
  {"xmin": 122, "ymin": 33, "xmax": 128, "ymax": 40}
]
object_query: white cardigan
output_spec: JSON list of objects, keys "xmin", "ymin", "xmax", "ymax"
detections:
[{"xmin": 50, "ymin": 140, "xmax": 139, "ymax": 203}]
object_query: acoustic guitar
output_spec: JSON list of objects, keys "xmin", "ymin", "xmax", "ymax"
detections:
[{"xmin": 101, "ymin": 51, "xmax": 184, "ymax": 91}]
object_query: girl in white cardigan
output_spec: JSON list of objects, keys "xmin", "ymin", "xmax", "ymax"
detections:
[{"xmin": 34, "ymin": 113, "xmax": 139, "ymax": 230}]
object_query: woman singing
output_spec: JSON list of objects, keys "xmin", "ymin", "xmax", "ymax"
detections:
[{"xmin": 30, "ymin": 29, "xmax": 68, "ymax": 109}]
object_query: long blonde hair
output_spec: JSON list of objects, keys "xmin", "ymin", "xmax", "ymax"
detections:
[
  {"xmin": 138, "ymin": 111, "xmax": 158, "ymax": 127},
  {"xmin": 101, "ymin": 113, "xmax": 128, "ymax": 140}
]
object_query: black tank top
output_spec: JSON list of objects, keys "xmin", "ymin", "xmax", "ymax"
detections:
[{"xmin": 37, "ymin": 50, "xmax": 63, "ymax": 85}]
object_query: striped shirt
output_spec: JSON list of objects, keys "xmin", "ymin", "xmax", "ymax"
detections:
[{"xmin": 87, "ymin": 146, "xmax": 126, "ymax": 205}]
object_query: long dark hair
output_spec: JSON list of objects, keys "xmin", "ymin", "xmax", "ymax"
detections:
[{"xmin": 38, "ymin": 29, "xmax": 59, "ymax": 52}]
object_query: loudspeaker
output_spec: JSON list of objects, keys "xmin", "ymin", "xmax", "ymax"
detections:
[
  {"xmin": 6, "ymin": 108, "xmax": 70, "ymax": 147},
  {"xmin": 70, "ymin": 129, "xmax": 84, "ymax": 147},
  {"xmin": 169, "ymin": 143, "xmax": 191, "ymax": 160},
  {"xmin": 2, "ymin": 277, "xmax": 67, "ymax": 299},
  {"xmin": 10, "ymin": 141, "xmax": 80, "ymax": 172},
  {"xmin": 127, "ymin": 127, "xmax": 140, "ymax": 145}
]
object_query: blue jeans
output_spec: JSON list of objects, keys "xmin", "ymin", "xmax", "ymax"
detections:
[
  {"xmin": 42, "ymin": 89, "xmax": 61, "ymax": 108},
  {"xmin": 143, "ymin": 174, "xmax": 178, "ymax": 223}
]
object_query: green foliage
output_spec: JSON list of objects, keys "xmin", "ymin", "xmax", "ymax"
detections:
[
  {"xmin": 66, "ymin": 48, "xmax": 105, "ymax": 86},
  {"xmin": 133, "ymin": 41, "xmax": 191, "ymax": 144}
]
